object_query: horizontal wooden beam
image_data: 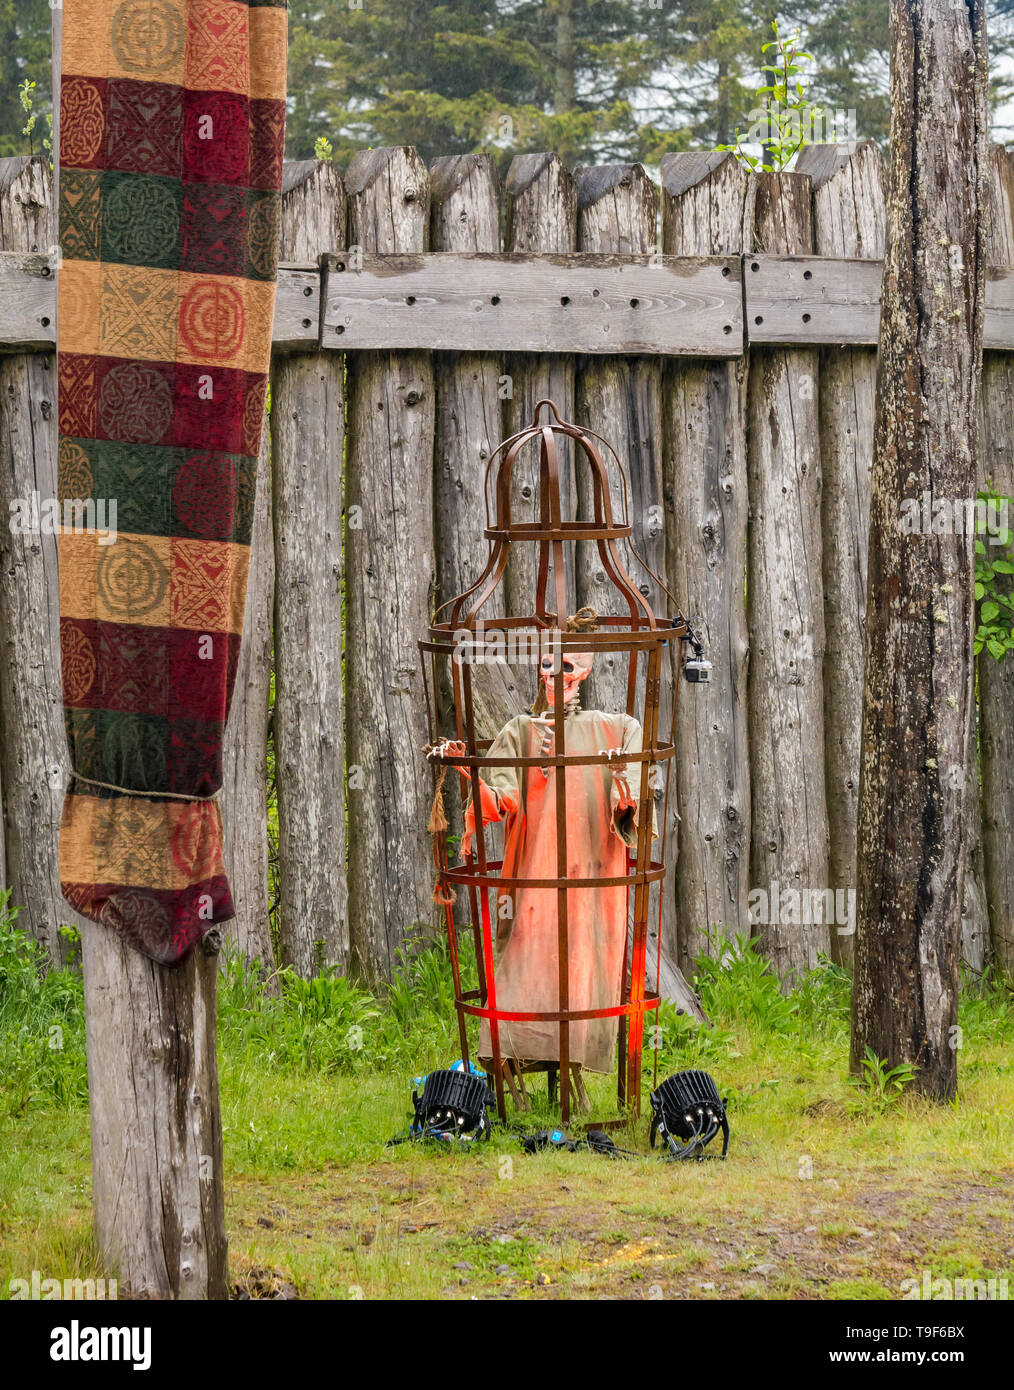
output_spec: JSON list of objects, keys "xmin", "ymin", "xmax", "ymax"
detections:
[
  {"xmin": 3, "ymin": 251, "xmax": 1014, "ymax": 354},
  {"xmin": 986, "ymin": 265, "xmax": 1014, "ymax": 350},
  {"xmin": 745, "ymin": 255, "xmax": 881, "ymax": 346},
  {"xmin": 0, "ymin": 252, "xmax": 56, "ymax": 352},
  {"xmin": 746, "ymin": 253, "xmax": 1014, "ymax": 349},
  {"xmin": 0, "ymin": 255, "xmax": 321, "ymax": 354},
  {"xmin": 272, "ymin": 263, "xmax": 322, "ymax": 352},
  {"xmin": 320, "ymin": 251, "xmax": 743, "ymax": 356}
]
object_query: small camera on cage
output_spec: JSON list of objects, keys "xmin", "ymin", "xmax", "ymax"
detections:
[{"xmin": 684, "ymin": 657, "xmax": 712, "ymax": 683}]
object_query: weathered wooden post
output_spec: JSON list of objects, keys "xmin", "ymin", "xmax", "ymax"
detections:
[
  {"xmin": 0, "ymin": 157, "xmax": 73, "ymax": 966},
  {"xmin": 661, "ymin": 152, "xmax": 754, "ymax": 973},
  {"xmin": 429, "ymin": 153, "xmax": 504, "ymax": 620},
  {"xmin": 574, "ymin": 163, "xmax": 675, "ymax": 1002},
  {"xmin": 795, "ymin": 140, "xmax": 884, "ymax": 969},
  {"xmin": 221, "ymin": 413, "xmax": 275, "ymax": 973},
  {"xmin": 575, "ymin": 163, "xmax": 664, "ymax": 716},
  {"xmin": 82, "ymin": 927, "xmax": 228, "ymax": 1296},
  {"xmin": 852, "ymin": 0, "xmax": 987, "ymax": 1100},
  {"xmin": 747, "ymin": 171, "xmax": 830, "ymax": 982},
  {"xmin": 980, "ymin": 143, "xmax": 1014, "ymax": 978},
  {"xmin": 429, "ymin": 153, "xmax": 505, "ymax": 860},
  {"xmin": 503, "ymin": 154, "xmax": 577, "ymax": 618},
  {"xmin": 271, "ymin": 161, "xmax": 349, "ymax": 975},
  {"xmin": 345, "ymin": 148, "xmax": 437, "ymax": 980}
]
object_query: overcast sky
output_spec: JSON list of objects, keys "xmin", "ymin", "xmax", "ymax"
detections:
[{"xmin": 995, "ymin": 52, "xmax": 1014, "ymax": 139}]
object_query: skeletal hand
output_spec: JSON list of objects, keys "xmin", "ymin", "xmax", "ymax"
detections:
[
  {"xmin": 429, "ymin": 739, "xmax": 471, "ymax": 782},
  {"xmin": 600, "ymin": 747, "xmax": 634, "ymax": 808}
]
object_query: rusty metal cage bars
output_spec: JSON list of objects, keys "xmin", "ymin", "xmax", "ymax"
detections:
[{"xmin": 421, "ymin": 401, "xmax": 689, "ymax": 1125}]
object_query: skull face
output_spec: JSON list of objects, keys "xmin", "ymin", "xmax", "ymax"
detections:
[{"xmin": 539, "ymin": 650, "xmax": 592, "ymax": 706}]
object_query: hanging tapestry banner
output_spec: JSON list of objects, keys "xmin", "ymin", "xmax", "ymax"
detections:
[{"xmin": 56, "ymin": 0, "xmax": 287, "ymax": 963}]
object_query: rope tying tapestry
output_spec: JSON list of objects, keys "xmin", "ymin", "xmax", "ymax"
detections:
[{"xmin": 56, "ymin": 0, "xmax": 287, "ymax": 964}]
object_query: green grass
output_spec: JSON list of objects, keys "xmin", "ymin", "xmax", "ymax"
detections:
[{"xmin": 2, "ymin": 891, "xmax": 1013, "ymax": 1300}]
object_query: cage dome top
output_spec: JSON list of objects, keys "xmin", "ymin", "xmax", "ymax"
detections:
[{"xmin": 432, "ymin": 399, "xmax": 688, "ymax": 644}]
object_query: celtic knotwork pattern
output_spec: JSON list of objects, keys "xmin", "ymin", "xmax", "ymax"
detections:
[
  {"xmin": 58, "ymin": 439, "xmax": 94, "ymax": 501},
  {"xmin": 170, "ymin": 540, "xmax": 238, "ymax": 630},
  {"xmin": 183, "ymin": 91, "xmax": 249, "ymax": 184},
  {"xmin": 179, "ymin": 280, "xmax": 246, "ymax": 361},
  {"xmin": 98, "ymin": 623, "xmax": 169, "ymax": 715},
  {"xmin": 107, "ymin": 80, "xmax": 183, "ymax": 177},
  {"xmin": 97, "ymin": 362, "xmax": 173, "ymax": 443},
  {"xmin": 102, "ymin": 712, "xmax": 168, "ymax": 791},
  {"xmin": 182, "ymin": 183, "xmax": 246, "ymax": 276},
  {"xmin": 233, "ymin": 457, "xmax": 257, "ymax": 544},
  {"xmin": 60, "ymin": 171, "xmax": 103, "ymax": 261},
  {"xmin": 168, "ymin": 720, "xmax": 224, "ymax": 795},
  {"xmin": 66, "ymin": 710, "xmax": 100, "ymax": 779},
  {"xmin": 103, "ymin": 176, "xmax": 180, "ymax": 265},
  {"xmin": 61, "ymin": 879, "xmax": 96, "ymax": 917},
  {"xmin": 60, "ymin": 79, "xmax": 106, "ymax": 167},
  {"xmin": 185, "ymin": 0, "xmax": 250, "ymax": 92},
  {"xmin": 99, "ymin": 267, "xmax": 180, "ymax": 360},
  {"xmin": 61, "ymin": 625, "xmax": 98, "ymax": 704},
  {"xmin": 111, "ymin": 0, "xmax": 186, "ymax": 75},
  {"xmin": 242, "ymin": 377, "xmax": 267, "ymax": 455},
  {"xmin": 59, "ymin": 356, "xmax": 97, "ymax": 438},
  {"xmin": 97, "ymin": 538, "xmax": 169, "ymax": 619},
  {"xmin": 100, "ymin": 889, "xmax": 173, "ymax": 959},
  {"xmin": 248, "ymin": 100, "xmax": 286, "ymax": 191},
  {"xmin": 246, "ymin": 194, "xmax": 280, "ymax": 279}
]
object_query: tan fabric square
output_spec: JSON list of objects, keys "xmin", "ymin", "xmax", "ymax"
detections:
[
  {"xmin": 176, "ymin": 273, "xmax": 277, "ymax": 373},
  {"xmin": 60, "ymin": 530, "xmax": 172, "ymax": 629},
  {"xmin": 106, "ymin": 0, "xmax": 188, "ymax": 88},
  {"xmin": 62, "ymin": 0, "xmax": 115, "ymax": 79},
  {"xmin": 59, "ymin": 261, "xmax": 103, "ymax": 358},
  {"xmin": 249, "ymin": 6, "xmax": 288, "ymax": 102},
  {"xmin": 98, "ymin": 264, "xmax": 180, "ymax": 362},
  {"xmin": 170, "ymin": 536, "xmax": 250, "ymax": 633},
  {"xmin": 184, "ymin": 0, "xmax": 250, "ymax": 95}
]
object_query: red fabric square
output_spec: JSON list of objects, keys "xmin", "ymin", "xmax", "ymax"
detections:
[
  {"xmin": 167, "ymin": 722, "xmax": 226, "ymax": 796},
  {"xmin": 59, "ymin": 354, "xmax": 99, "ymax": 439},
  {"xmin": 182, "ymin": 88, "xmax": 249, "ymax": 186},
  {"xmin": 248, "ymin": 99, "xmax": 286, "ymax": 191},
  {"xmin": 106, "ymin": 80, "xmax": 183, "ymax": 177},
  {"xmin": 97, "ymin": 622, "xmax": 170, "ymax": 715},
  {"xmin": 167, "ymin": 627, "xmax": 238, "ymax": 721},
  {"xmin": 61, "ymin": 618, "xmax": 101, "ymax": 709},
  {"xmin": 181, "ymin": 182, "xmax": 247, "ymax": 276},
  {"xmin": 173, "ymin": 364, "xmax": 247, "ymax": 453}
]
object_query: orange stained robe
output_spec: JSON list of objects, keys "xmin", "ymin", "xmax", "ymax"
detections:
[{"xmin": 464, "ymin": 709, "xmax": 657, "ymax": 1073}]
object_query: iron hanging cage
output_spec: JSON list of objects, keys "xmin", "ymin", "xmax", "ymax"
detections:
[{"xmin": 419, "ymin": 400, "xmax": 706, "ymax": 1126}]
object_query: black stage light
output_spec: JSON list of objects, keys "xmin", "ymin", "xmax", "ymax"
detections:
[
  {"xmin": 649, "ymin": 1070, "xmax": 730, "ymax": 1161},
  {"xmin": 411, "ymin": 1068, "xmax": 492, "ymax": 1142}
]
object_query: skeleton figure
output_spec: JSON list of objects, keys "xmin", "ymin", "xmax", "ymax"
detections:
[{"xmin": 437, "ymin": 639, "xmax": 656, "ymax": 1079}]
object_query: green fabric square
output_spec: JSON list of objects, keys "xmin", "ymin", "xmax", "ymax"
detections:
[
  {"xmin": 100, "ymin": 171, "xmax": 182, "ymax": 271},
  {"xmin": 89, "ymin": 440, "xmax": 176, "ymax": 537},
  {"xmin": 60, "ymin": 170, "xmax": 103, "ymax": 262},
  {"xmin": 65, "ymin": 708, "xmax": 100, "ymax": 779},
  {"xmin": 95, "ymin": 710, "xmax": 170, "ymax": 792}
]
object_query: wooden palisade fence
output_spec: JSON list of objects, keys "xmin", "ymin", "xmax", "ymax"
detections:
[{"xmin": 3, "ymin": 139, "xmax": 1014, "ymax": 1005}]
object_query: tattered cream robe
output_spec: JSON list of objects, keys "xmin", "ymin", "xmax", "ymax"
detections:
[{"xmin": 464, "ymin": 709, "xmax": 656, "ymax": 1073}]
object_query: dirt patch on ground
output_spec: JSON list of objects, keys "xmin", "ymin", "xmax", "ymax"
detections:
[{"xmin": 226, "ymin": 1161, "xmax": 1014, "ymax": 1299}]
